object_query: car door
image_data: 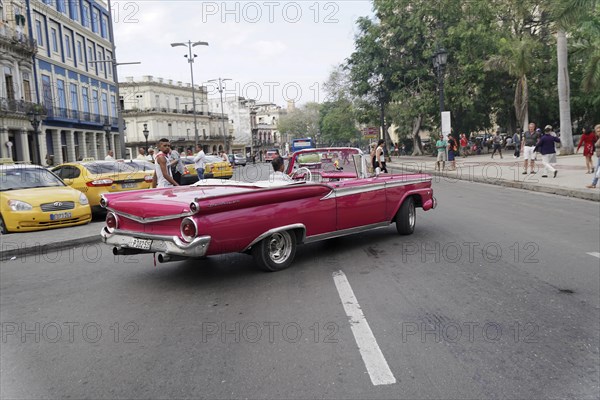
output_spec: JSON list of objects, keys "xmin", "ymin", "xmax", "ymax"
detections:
[{"xmin": 333, "ymin": 178, "xmax": 387, "ymax": 231}]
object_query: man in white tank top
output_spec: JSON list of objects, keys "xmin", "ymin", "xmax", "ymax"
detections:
[{"xmin": 152, "ymin": 138, "xmax": 180, "ymax": 188}]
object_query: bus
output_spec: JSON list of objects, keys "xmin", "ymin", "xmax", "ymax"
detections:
[{"xmin": 290, "ymin": 137, "xmax": 315, "ymax": 153}]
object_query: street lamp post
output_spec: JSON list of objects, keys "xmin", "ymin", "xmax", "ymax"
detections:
[
  {"xmin": 27, "ymin": 105, "xmax": 45, "ymax": 164},
  {"xmin": 103, "ymin": 117, "xmax": 112, "ymax": 151},
  {"xmin": 432, "ymin": 47, "xmax": 448, "ymax": 116},
  {"xmin": 171, "ymin": 40, "xmax": 209, "ymax": 148},
  {"xmin": 208, "ymin": 78, "xmax": 231, "ymax": 153},
  {"xmin": 143, "ymin": 123, "xmax": 149, "ymax": 157}
]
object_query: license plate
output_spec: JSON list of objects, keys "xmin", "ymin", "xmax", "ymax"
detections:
[
  {"xmin": 130, "ymin": 238, "xmax": 152, "ymax": 250},
  {"xmin": 122, "ymin": 182, "xmax": 137, "ymax": 189},
  {"xmin": 50, "ymin": 212, "xmax": 72, "ymax": 220}
]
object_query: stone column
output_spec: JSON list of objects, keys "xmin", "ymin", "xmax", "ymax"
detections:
[
  {"xmin": 66, "ymin": 130, "xmax": 76, "ymax": 162},
  {"xmin": 80, "ymin": 132, "xmax": 88, "ymax": 159},
  {"xmin": 98, "ymin": 131, "xmax": 107, "ymax": 160},
  {"xmin": 89, "ymin": 133, "xmax": 98, "ymax": 160},
  {"xmin": 114, "ymin": 134, "xmax": 121, "ymax": 158},
  {"xmin": 110, "ymin": 134, "xmax": 116, "ymax": 155},
  {"xmin": 51, "ymin": 130, "xmax": 63, "ymax": 165},
  {"xmin": 17, "ymin": 129, "xmax": 31, "ymax": 163},
  {"xmin": 39, "ymin": 127, "xmax": 48, "ymax": 166}
]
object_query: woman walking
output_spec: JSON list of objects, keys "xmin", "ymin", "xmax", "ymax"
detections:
[
  {"xmin": 576, "ymin": 127, "xmax": 598, "ymax": 173},
  {"xmin": 585, "ymin": 124, "xmax": 600, "ymax": 188}
]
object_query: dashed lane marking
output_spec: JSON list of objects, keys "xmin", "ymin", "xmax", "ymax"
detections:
[{"xmin": 332, "ymin": 270, "xmax": 396, "ymax": 386}]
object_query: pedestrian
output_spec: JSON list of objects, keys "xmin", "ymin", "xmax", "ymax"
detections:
[
  {"xmin": 152, "ymin": 138, "xmax": 179, "ymax": 188},
  {"xmin": 460, "ymin": 133, "xmax": 468, "ymax": 157},
  {"xmin": 105, "ymin": 150, "xmax": 114, "ymax": 160},
  {"xmin": 435, "ymin": 134, "xmax": 447, "ymax": 171},
  {"xmin": 146, "ymin": 148, "xmax": 155, "ymax": 162},
  {"xmin": 521, "ymin": 122, "xmax": 540, "ymax": 174},
  {"xmin": 136, "ymin": 148, "xmax": 147, "ymax": 160},
  {"xmin": 374, "ymin": 139, "xmax": 388, "ymax": 174},
  {"xmin": 535, "ymin": 125, "xmax": 560, "ymax": 178},
  {"xmin": 585, "ymin": 124, "xmax": 600, "ymax": 188},
  {"xmin": 447, "ymin": 134, "xmax": 457, "ymax": 170},
  {"xmin": 576, "ymin": 126, "xmax": 598, "ymax": 174},
  {"xmin": 491, "ymin": 130, "xmax": 503, "ymax": 159},
  {"xmin": 193, "ymin": 144, "xmax": 206, "ymax": 180},
  {"xmin": 512, "ymin": 129, "xmax": 521, "ymax": 158},
  {"xmin": 169, "ymin": 148, "xmax": 185, "ymax": 185}
]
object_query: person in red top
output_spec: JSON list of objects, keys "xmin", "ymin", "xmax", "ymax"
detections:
[
  {"xmin": 459, "ymin": 133, "xmax": 468, "ymax": 157},
  {"xmin": 576, "ymin": 127, "xmax": 599, "ymax": 174}
]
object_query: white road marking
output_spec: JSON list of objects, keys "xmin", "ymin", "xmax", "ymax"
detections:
[
  {"xmin": 332, "ymin": 270, "xmax": 396, "ymax": 386},
  {"xmin": 587, "ymin": 252, "xmax": 600, "ymax": 259}
]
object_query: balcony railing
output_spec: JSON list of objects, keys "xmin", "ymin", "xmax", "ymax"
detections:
[
  {"xmin": 0, "ymin": 98, "xmax": 46, "ymax": 116},
  {"xmin": 0, "ymin": 24, "xmax": 37, "ymax": 54},
  {"xmin": 44, "ymin": 105, "xmax": 117, "ymax": 127}
]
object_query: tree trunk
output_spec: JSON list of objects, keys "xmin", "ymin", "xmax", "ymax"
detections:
[
  {"xmin": 411, "ymin": 115, "xmax": 423, "ymax": 156},
  {"xmin": 557, "ymin": 29, "xmax": 574, "ymax": 154}
]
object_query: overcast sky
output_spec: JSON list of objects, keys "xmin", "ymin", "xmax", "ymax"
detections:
[{"xmin": 111, "ymin": 0, "xmax": 374, "ymax": 107}]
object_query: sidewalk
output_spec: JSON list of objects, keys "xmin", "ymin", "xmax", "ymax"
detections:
[
  {"xmin": 1, "ymin": 153, "xmax": 598, "ymax": 259},
  {"xmin": 387, "ymin": 151, "xmax": 600, "ymax": 202}
]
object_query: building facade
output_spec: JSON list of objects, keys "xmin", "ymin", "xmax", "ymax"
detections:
[
  {"xmin": 207, "ymin": 95, "xmax": 254, "ymax": 154},
  {"xmin": 0, "ymin": 0, "xmax": 39, "ymax": 162},
  {"xmin": 26, "ymin": 0, "xmax": 121, "ymax": 165},
  {"xmin": 252, "ymin": 102, "xmax": 287, "ymax": 159},
  {"xmin": 120, "ymin": 75, "xmax": 233, "ymax": 156}
]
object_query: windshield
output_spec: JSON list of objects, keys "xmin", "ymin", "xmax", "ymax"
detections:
[
  {"xmin": 0, "ymin": 167, "xmax": 65, "ymax": 191},
  {"xmin": 288, "ymin": 148, "xmax": 361, "ymax": 177},
  {"xmin": 83, "ymin": 162, "xmax": 138, "ymax": 174},
  {"xmin": 205, "ymin": 156, "xmax": 224, "ymax": 163}
]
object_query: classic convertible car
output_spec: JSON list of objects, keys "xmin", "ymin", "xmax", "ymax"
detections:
[{"xmin": 100, "ymin": 147, "xmax": 436, "ymax": 271}]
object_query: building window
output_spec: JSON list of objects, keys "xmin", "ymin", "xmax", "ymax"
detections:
[
  {"xmin": 101, "ymin": 15, "xmax": 108, "ymax": 38},
  {"xmin": 82, "ymin": 2, "xmax": 90, "ymax": 27},
  {"xmin": 92, "ymin": 89, "xmax": 99, "ymax": 116},
  {"xmin": 4, "ymin": 67, "xmax": 14, "ymax": 100},
  {"xmin": 35, "ymin": 20, "xmax": 44, "ymax": 46},
  {"xmin": 82, "ymin": 87, "xmax": 90, "ymax": 114},
  {"xmin": 111, "ymin": 94, "xmax": 117, "ymax": 118},
  {"xmin": 42, "ymin": 75, "xmax": 53, "ymax": 109},
  {"xmin": 155, "ymin": 94, "xmax": 160, "ymax": 108},
  {"xmin": 87, "ymin": 46, "xmax": 94, "ymax": 70},
  {"xmin": 97, "ymin": 51, "xmax": 103, "ymax": 72},
  {"xmin": 69, "ymin": 0, "xmax": 79, "ymax": 21},
  {"xmin": 56, "ymin": 0, "xmax": 65, "ymax": 13},
  {"xmin": 50, "ymin": 27, "xmax": 58, "ymax": 52},
  {"xmin": 101, "ymin": 93, "xmax": 108, "ymax": 116},
  {"xmin": 64, "ymin": 34, "xmax": 72, "ymax": 58},
  {"xmin": 22, "ymin": 72, "xmax": 32, "ymax": 102},
  {"xmin": 92, "ymin": 8, "xmax": 100, "ymax": 33},
  {"xmin": 70, "ymin": 83, "xmax": 79, "ymax": 116},
  {"xmin": 175, "ymin": 97, "xmax": 180, "ymax": 111},
  {"xmin": 77, "ymin": 40, "xmax": 83, "ymax": 63},
  {"xmin": 57, "ymin": 79, "xmax": 67, "ymax": 116}
]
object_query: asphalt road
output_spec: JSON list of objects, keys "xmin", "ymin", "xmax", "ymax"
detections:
[{"xmin": 1, "ymin": 173, "xmax": 599, "ymax": 399}]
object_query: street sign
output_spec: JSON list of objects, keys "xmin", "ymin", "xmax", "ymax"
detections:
[{"xmin": 363, "ymin": 126, "xmax": 378, "ymax": 139}]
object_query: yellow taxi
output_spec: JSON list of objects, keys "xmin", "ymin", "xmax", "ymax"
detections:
[
  {"xmin": 52, "ymin": 160, "xmax": 154, "ymax": 212},
  {"xmin": 0, "ymin": 164, "xmax": 92, "ymax": 233},
  {"xmin": 183, "ymin": 155, "xmax": 233, "ymax": 180}
]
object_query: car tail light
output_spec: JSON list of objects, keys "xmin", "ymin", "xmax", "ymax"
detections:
[
  {"xmin": 183, "ymin": 169, "xmax": 190, "ymax": 175},
  {"xmin": 144, "ymin": 174, "xmax": 154, "ymax": 183},
  {"xmin": 105, "ymin": 212, "xmax": 119, "ymax": 233},
  {"xmin": 180, "ymin": 217, "xmax": 198, "ymax": 243},
  {"xmin": 86, "ymin": 179, "xmax": 114, "ymax": 187}
]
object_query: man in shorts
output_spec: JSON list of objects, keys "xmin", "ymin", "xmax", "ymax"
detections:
[
  {"xmin": 435, "ymin": 134, "xmax": 447, "ymax": 171},
  {"xmin": 521, "ymin": 122, "xmax": 540, "ymax": 174}
]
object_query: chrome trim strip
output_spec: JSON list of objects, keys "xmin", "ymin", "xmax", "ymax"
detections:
[
  {"xmin": 304, "ymin": 222, "xmax": 390, "ymax": 244},
  {"xmin": 102, "ymin": 228, "xmax": 173, "ymax": 241},
  {"xmin": 243, "ymin": 223, "xmax": 306, "ymax": 252},
  {"xmin": 321, "ymin": 177, "xmax": 432, "ymax": 200},
  {"xmin": 106, "ymin": 208, "xmax": 195, "ymax": 223}
]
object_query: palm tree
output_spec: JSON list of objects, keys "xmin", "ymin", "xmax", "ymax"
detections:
[
  {"xmin": 486, "ymin": 38, "xmax": 536, "ymax": 133},
  {"xmin": 551, "ymin": 0, "xmax": 598, "ymax": 154}
]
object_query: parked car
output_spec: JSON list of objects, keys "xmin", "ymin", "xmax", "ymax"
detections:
[
  {"xmin": 232, "ymin": 153, "xmax": 247, "ymax": 166},
  {"xmin": 265, "ymin": 150, "xmax": 280, "ymax": 162},
  {"xmin": 180, "ymin": 158, "xmax": 199, "ymax": 185},
  {"xmin": 100, "ymin": 147, "xmax": 436, "ymax": 272},
  {"xmin": 183, "ymin": 156, "xmax": 233, "ymax": 180},
  {"xmin": 0, "ymin": 164, "xmax": 92, "ymax": 233},
  {"xmin": 51, "ymin": 161, "xmax": 154, "ymax": 213}
]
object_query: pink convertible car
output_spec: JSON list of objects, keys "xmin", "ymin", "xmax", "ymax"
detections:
[{"xmin": 100, "ymin": 148, "xmax": 436, "ymax": 271}]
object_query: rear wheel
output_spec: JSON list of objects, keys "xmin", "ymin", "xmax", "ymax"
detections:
[
  {"xmin": 395, "ymin": 197, "xmax": 416, "ymax": 235},
  {"xmin": 252, "ymin": 230, "xmax": 297, "ymax": 272}
]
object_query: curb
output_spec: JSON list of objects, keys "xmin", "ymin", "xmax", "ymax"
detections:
[
  {"xmin": 389, "ymin": 163, "xmax": 600, "ymax": 202},
  {"xmin": 0, "ymin": 234, "xmax": 101, "ymax": 261}
]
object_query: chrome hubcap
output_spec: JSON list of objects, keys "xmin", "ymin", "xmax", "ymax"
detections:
[
  {"xmin": 268, "ymin": 232, "xmax": 292, "ymax": 264},
  {"xmin": 408, "ymin": 202, "xmax": 415, "ymax": 228}
]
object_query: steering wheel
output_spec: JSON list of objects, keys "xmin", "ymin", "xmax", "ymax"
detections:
[{"xmin": 290, "ymin": 167, "xmax": 313, "ymax": 182}]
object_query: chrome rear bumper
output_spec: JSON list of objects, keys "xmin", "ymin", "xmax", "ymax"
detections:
[{"xmin": 101, "ymin": 227, "xmax": 211, "ymax": 258}]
